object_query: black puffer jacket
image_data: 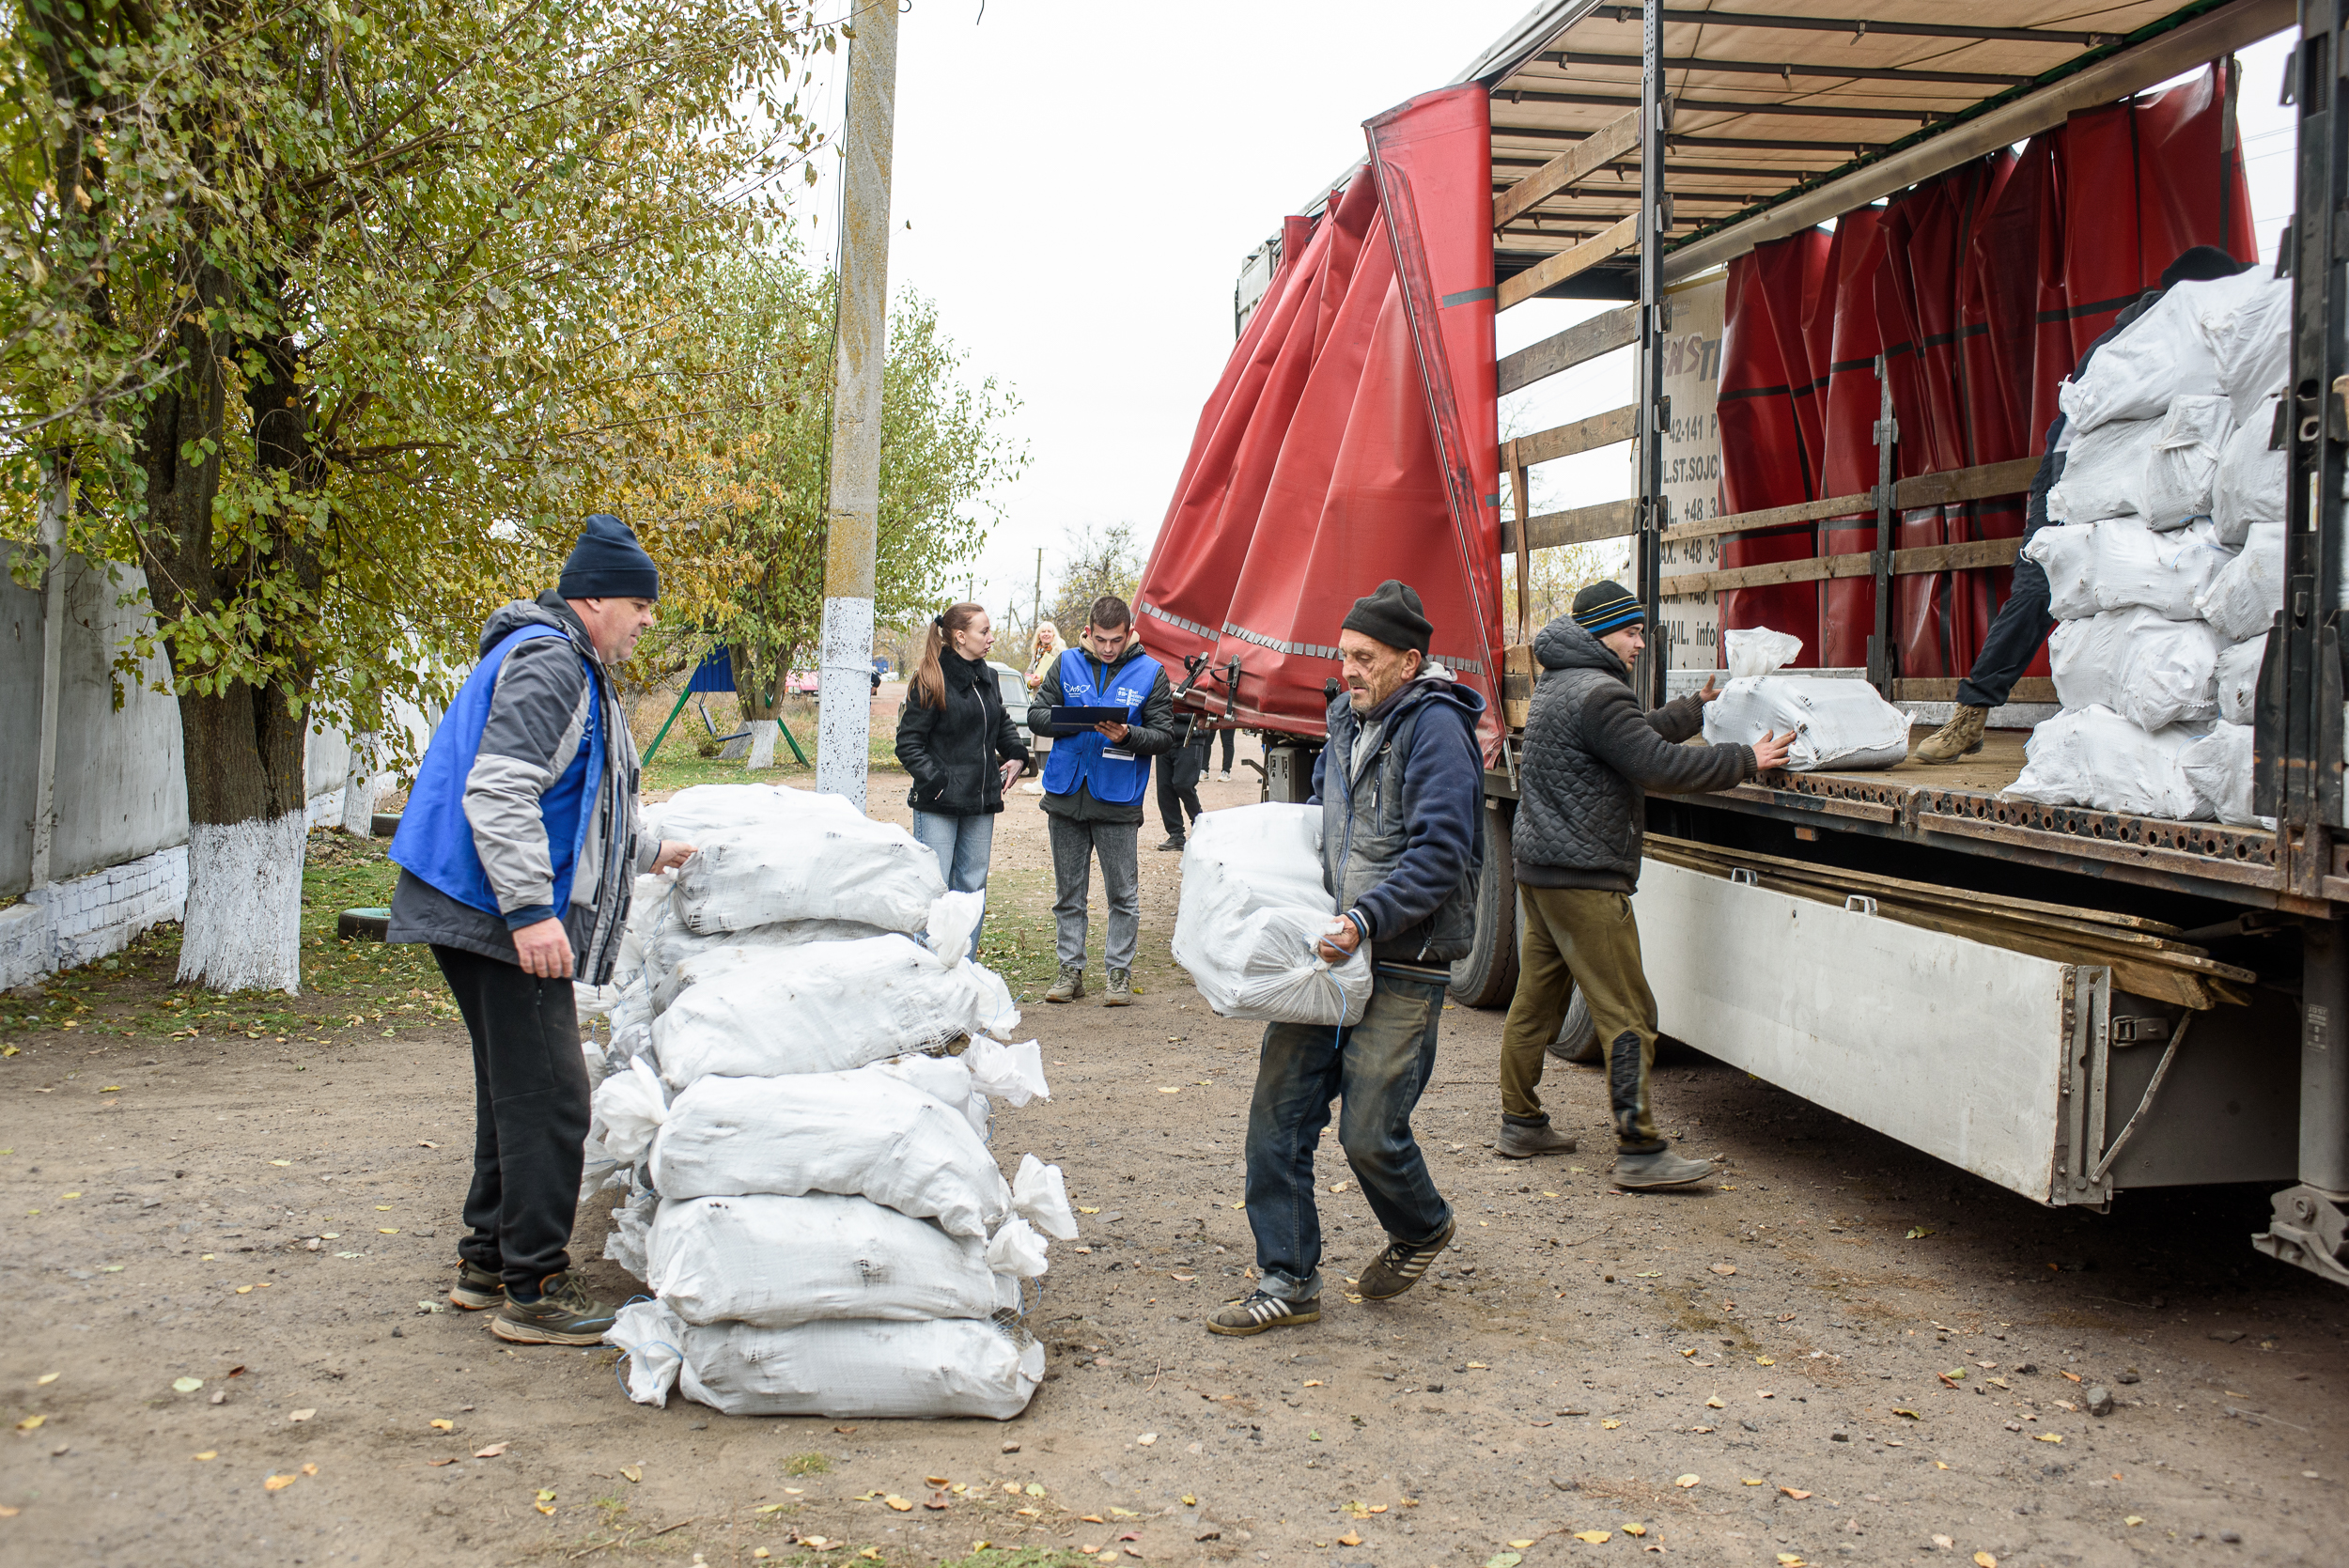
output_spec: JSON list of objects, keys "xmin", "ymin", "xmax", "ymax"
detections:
[
  {"xmin": 1514, "ymin": 617, "xmax": 1755, "ymax": 893},
  {"xmin": 894, "ymin": 649, "xmax": 1029, "ymax": 816}
]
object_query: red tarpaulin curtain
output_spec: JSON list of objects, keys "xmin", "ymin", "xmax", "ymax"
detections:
[
  {"xmin": 1136, "ymin": 85, "xmax": 1502, "ymax": 757},
  {"xmin": 1714, "ymin": 64, "xmax": 2256, "ymax": 673}
]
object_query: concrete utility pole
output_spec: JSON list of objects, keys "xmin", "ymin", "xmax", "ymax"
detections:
[
  {"xmin": 815, "ymin": 2, "xmax": 899, "ymax": 810},
  {"xmin": 26, "ymin": 455, "xmax": 68, "ymax": 890}
]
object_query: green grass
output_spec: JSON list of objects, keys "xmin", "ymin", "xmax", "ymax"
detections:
[
  {"xmin": 929, "ymin": 1549, "xmax": 1088, "ymax": 1568},
  {"xmin": 640, "ymin": 724, "xmax": 902, "ymax": 796}
]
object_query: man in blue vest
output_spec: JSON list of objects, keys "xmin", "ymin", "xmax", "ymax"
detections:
[
  {"xmin": 1027, "ymin": 594, "xmax": 1176, "ymax": 1005},
  {"xmin": 387, "ymin": 515, "xmax": 694, "ymax": 1345}
]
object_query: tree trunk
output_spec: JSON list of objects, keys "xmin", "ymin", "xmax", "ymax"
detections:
[
  {"xmin": 174, "ymin": 682, "xmax": 311, "ymax": 993},
  {"xmin": 734, "ymin": 639, "xmax": 782, "ymax": 722},
  {"xmin": 339, "ymin": 731, "xmax": 382, "ymax": 834},
  {"xmin": 745, "ymin": 719, "xmax": 779, "ymax": 769}
]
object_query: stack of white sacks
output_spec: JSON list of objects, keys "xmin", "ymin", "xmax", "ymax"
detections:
[
  {"xmin": 2008, "ymin": 268, "xmax": 2292, "ymax": 828},
  {"xmin": 582, "ymin": 784, "xmax": 1078, "ymax": 1421}
]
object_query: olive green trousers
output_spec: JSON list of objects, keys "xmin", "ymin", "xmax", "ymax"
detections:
[{"xmin": 1497, "ymin": 884, "xmax": 1665, "ymax": 1155}]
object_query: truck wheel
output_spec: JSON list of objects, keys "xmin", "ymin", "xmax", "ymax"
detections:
[
  {"xmin": 1546, "ymin": 986, "xmax": 1599, "ymax": 1063},
  {"xmin": 1448, "ymin": 801, "xmax": 1520, "ymax": 1007}
]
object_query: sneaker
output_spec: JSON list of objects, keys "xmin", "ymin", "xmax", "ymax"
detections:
[
  {"xmin": 1104, "ymin": 967, "xmax": 1134, "ymax": 1006},
  {"xmin": 1156, "ymin": 835, "xmax": 1187, "ymax": 852},
  {"xmin": 1610, "ymin": 1148, "xmax": 1717, "ymax": 1190},
  {"xmin": 1218, "ymin": 770, "xmax": 1233, "ymax": 783},
  {"xmin": 1356, "ymin": 1217, "xmax": 1455, "ymax": 1301},
  {"xmin": 1205, "ymin": 1290, "xmax": 1320, "ymax": 1336},
  {"xmin": 1045, "ymin": 964, "xmax": 1085, "ymax": 1003},
  {"xmin": 449, "ymin": 1260, "xmax": 505, "ymax": 1312},
  {"xmin": 490, "ymin": 1271, "xmax": 616, "ymax": 1345},
  {"xmin": 1496, "ymin": 1115, "xmax": 1579, "ymax": 1159}
]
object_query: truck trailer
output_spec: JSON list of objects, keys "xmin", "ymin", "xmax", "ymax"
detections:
[{"xmin": 1132, "ymin": 0, "xmax": 2349, "ymax": 1290}]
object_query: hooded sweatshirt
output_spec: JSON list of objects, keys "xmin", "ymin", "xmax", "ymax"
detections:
[
  {"xmin": 1513, "ymin": 616, "xmax": 1755, "ymax": 893},
  {"xmin": 1314, "ymin": 664, "xmax": 1486, "ymax": 969}
]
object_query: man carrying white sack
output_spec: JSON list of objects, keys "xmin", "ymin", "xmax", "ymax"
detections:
[
  {"xmin": 388, "ymin": 514, "xmax": 694, "ymax": 1344},
  {"xmin": 1209, "ymin": 580, "xmax": 1484, "ymax": 1337},
  {"xmin": 1499, "ymin": 582, "xmax": 1790, "ymax": 1189},
  {"xmin": 1915, "ymin": 244, "xmax": 2254, "ymax": 763}
]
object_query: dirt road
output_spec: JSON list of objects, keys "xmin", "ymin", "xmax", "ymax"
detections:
[{"xmin": 4, "ymin": 768, "xmax": 2343, "ymax": 1567}]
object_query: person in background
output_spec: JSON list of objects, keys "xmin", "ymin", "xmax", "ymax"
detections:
[
  {"xmin": 388, "ymin": 513, "xmax": 694, "ymax": 1344},
  {"xmin": 1497, "ymin": 582, "xmax": 1791, "ymax": 1188},
  {"xmin": 1028, "ymin": 596, "xmax": 1174, "ymax": 1005},
  {"xmin": 1211, "ymin": 580, "xmax": 1483, "ymax": 1337},
  {"xmin": 1021, "ymin": 621, "xmax": 1062, "ymax": 781},
  {"xmin": 1914, "ymin": 245, "xmax": 2254, "ymax": 762},
  {"xmin": 1155, "ymin": 712, "xmax": 1210, "ymax": 851},
  {"xmin": 1216, "ymin": 722, "xmax": 1237, "ymax": 783},
  {"xmin": 894, "ymin": 602, "xmax": 1028, "ymax": 961}
]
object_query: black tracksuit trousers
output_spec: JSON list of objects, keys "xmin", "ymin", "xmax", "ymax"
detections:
[{"xmin": 432, "ymin": 944, "xmax": 590, "ymax": 1292}]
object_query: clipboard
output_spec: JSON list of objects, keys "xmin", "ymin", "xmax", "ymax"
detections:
[{"xmin": 1050, "ymin": 706, "xmax": 1130, "ymax": 731}]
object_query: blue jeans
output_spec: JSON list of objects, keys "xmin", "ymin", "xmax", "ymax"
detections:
[
  {"xmin": 1243, "ymin": 969, "xmax": 1455, "ymax": 1302},
  {"xmin": 910, "ymin": 809, "xmax": 994, "ymax": 961}
]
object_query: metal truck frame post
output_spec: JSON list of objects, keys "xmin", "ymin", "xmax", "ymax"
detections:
[
  {"xmin": 1636, "ymin": 0, "xmax": 1669, "ymax": 709},
  {"xmin": 2253, "ymin": 0, "xmax": 2349, "ymax": 1285}
]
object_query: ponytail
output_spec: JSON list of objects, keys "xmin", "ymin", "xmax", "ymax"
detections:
[{"xmin": 911, "ymin": 601, "xmax": 988, "ymax": 708}]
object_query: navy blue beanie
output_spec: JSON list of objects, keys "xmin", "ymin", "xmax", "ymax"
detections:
[{"xmin": 558, "ymin": 513, "xmax": 660, "ymax": 600}]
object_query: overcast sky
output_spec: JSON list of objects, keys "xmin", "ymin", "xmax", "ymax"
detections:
[{"xmin": 793, "ymin": 4, "xmax": 2302, "ymax": 626}]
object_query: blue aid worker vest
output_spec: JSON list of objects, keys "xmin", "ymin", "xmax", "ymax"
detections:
[
  {"xmin": 390, "ymin": 623, "xmax": 604, "ymax": 919},
  {"xmin": 1039, "ymin": 646, "xmax": 1162, "ymax": 805}
]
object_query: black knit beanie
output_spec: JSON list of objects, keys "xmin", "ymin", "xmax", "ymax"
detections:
[
  {"xmin": 1572, "ymin": 580, "xmax": 1645, "ymax": 635},
  {"xmin": 2159, "ymin": 245, "xmax": 2251, "ymax": 289},
  {"xmin": 558, "ymin": 513, "xmax": 661, "ymax": 600},
  {"xmin": 1340, "ymin": 579, "xmax": 1433, "ymax": 657}
]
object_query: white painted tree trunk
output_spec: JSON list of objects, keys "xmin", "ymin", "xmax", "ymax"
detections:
[
  {"xmin": 338, "ymin": 731, "xmax": 381, "ymax": 834},
  {"xmin": 745, "ymin": 718, "xmax": 779, "ymax": 770},
  {"xmin": 178, "ymin": 812, "xmax": 306, "ymax": 994}
]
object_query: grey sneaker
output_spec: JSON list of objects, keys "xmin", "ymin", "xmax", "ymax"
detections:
[
  {"xmin": 1206, "ymin": 1290, "xmax": 1320, "ymax": 1336},
  {"xmin": 1104, "ymin": 967, "xmax": 1134, "ymax": 1006},
  {"xmin": 449, "ymin": 1260, "xmax": 505, "ymax": 1312},
  {"xmin": 1611, "ymin": 1148, "xmax": 1717, "ymax": 1190},
  {"xmin": 1497, "ymin": 1115, "xmax": 1579, "ymax": 1159},
  {"xmin": 1356, "ymin": 1217, "xmax": 1455, "ymax": 1301},
  {"xmin": 490, "ymin": 1271, "xmax": 616, "ymax": 1345},
  {"xmin": 1045, "ymin": 965, "xmax": 1085, "ymax": 1003}
]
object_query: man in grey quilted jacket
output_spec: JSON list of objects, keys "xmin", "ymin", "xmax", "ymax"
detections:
[{"xmin": 1499, "ymin": 582, "xmax": 1791, "ymax": 1189}]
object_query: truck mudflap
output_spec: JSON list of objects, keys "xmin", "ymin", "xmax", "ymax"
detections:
[{"xmin": 1631, "ymin": 859, "xmax": 2297, "ymax": 1207}]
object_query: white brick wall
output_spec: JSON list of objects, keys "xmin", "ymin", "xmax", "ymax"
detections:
[{"xmin": 0, "ymin": 843, "xmax": 188, "ymax": 989}]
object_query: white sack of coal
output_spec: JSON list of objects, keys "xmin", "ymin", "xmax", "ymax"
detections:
[
  {"xmin": 602, "ymin": 1064, "xmax": 1013, "ymax": 1238},
  {"xmin": 2005, "ymin": 705, "xmax": 2212, "ymax": 820},
  {"xmin": 2216, "ymin": 634, "xmax": 2265, "ymax": 726},
  {"xmin": 2178, "ymin": 722, "xmax": 2271, "ymax": 829},
  {"xmin": 609, "ymin": 1299, "xmax": 1043, "ymax": 1421},
  {"xmin": 2084, "ymin": 517, "xmax": 2232, "ymax": 620},
  {"xmin": 646, "ymin": 1192, "xmax": 1005, "ymax": 1328},
  {"xmin": 2207, "ymin": 273, "xmax": 2292, "ymax": 423},
  {"xmin": 2024, "ymin": 523, "xmax": 2099, "ymax": 619},
  {"xmin": 2048, "ymin": 607, "xmax": 2220, "ymax": 730},
  {"xmin": 2139, "ymin": 396, "xmax": 2233, "ymax": 527},
  {"xmin": 646, "ymin": 914, "xmax": 890, "ymax": 1012},
  {"xmin": 664, "ymin": 786, "xmax": 945, "ymax": 936},
  {"xmin": 2195, "ymin": 520, "xmax": 2285, "ymax": 644},
  {"xmin": 2047, "ymin": 416, "xmax": 2161, "ymax": 521},
  {"xmin": 1701, "ymin": 629, "xmax": 1908, "ymax": 770},
  {"xmin": 2056, "ymin": 272, "xmax": 2272, "ymax": 433},
  {"xmin": 1172, "ymin": 803, "xmax": 1371, "ymax": 1027},
  {"xmin": 2213, "ymin": 395, "xmax": 2287, "ymax": 545},
  {"xmin": 651, "ymin": 934, "xmax": 1019, "ymax": 1090}
]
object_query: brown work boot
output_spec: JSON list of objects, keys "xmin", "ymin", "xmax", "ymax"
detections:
[
  {"xmin": 1497, "ymin": 1114, "xmax": 1578, "ymax": 1159},
  {"xmin": 1912, "ymin": 704, "xmax": 1987, "ymax": 763}
]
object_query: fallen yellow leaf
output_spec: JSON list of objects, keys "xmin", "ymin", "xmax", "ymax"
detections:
[
  {"xmin": 1673, "ymin": 1474, "xmax": 1700, "ymax": 1488},
  {"xmin": 1622, "ymin": 1523, "xmax": 1646, "ymax": 1537},
  {"xmin": 288, "ymin": 1408, "xmax": 315, "ymax": 1422},
  {"xmin": 622, "ymin": 1467, "xmax": 641, "ymax": 1483},
  {"xmin": 536, "ymin": 1502, "xmax": 555, "ymax": 1516},
  {"xmin": 1077, "ymin": 1206, "xmax": 1101, "ymax": 1215},
  {"xmin": 537, "ymin": 1489, "xmax": 556, "ymax": 1502},
  {"xmin": 235, "ymin": 1285, "xmax": 253, "ymax": 1295},
  {"xmin": 1467, "ymin": 1362, "xmax": 1490, "ymax": 1370},
  {"xmin": 1338, "ymin": 1534, "xmax": 1362, "ymax": 1546},
  {"xmin": 264, "ymin": 1474, "xmax": 298, "ymax": 1492},
  {"xmin": 269, "ymin": 1159, "xmax": 290, "ymax": 1167},
  {"xmin": 1778, "ymin": 1557, "xmax": 1808, "ymax": 1567},
  {"xmin": 378, "ymin": 1228, "xmax": 398, "ymax": 1234},
  {"xmin": 1508, "ymin": 1541, "xmax": 1535, "ymax": 1550},
  {"xmin": 1755, "ymin": 1357, "xmax": 1776, "ymax": 1366},
  {"xmin": 2124, "ymin": 1515, "xmax": 2144, "ymax": 1527},
  {"xmin": 192, "ymin": 1451, "xmax": 216, "ymax": 1461},
  {"xmin": 302, "ymin": 1464, "xmax": 318, "ymax": 1477},
  {"xmin": 1779, "ymin": 1487, "xmax": 1812, "ymax": 1500},
  {"xmin": 885, "ymin": 1496, "xmax": 913, "ymax": 1512},
  {"xmin": 1600, "ymin": 1420, "xmax": 1623, "ymax": 1430},
  {"xmin": 430, "ymin": 1419, "xmax": 454, "ymax": 1431},
  {"xmin": 1303, "ymin": 1380, "xmax": 1323, "ymax": 1388},
  {"xmin": 1710, "ymin": 1264, "xmax": 1736, "ymax": 1276},
  {"xmin": 1574, "ymin": 1530, "xmax": 1611, "ymax": 1544},
  {"xmin": 1890, "ymin": 1408, "xmax": 1921, "ymax": 1420},
  {"xmin": 1742, "ymin": 1478, "xmax": 1765, "ymax": 1486},
  {"xmin": 14, "ymin": 1415, "xmax": 42, "ymax": 1432},
  {"xmin": 2034, "ymin": 1434, "xmax": 2064, "ymax": 1444},
  {"xmin": 1704, "ymin": 1395, "xmax": 1724, "ymax": 1409},
  {"xmin": 1181, "ymin": 1496, "xmax": 1197, "ymax": 1506},
  {"xmin": 35, "ymin": 1373, "xmax": 58, "ymax": 1386},
  {"xmin": 1974, "ymin": 1555, "xmax": 1998, "ymax": 1568}
]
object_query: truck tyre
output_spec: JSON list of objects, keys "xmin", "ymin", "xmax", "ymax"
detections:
[
  {"xmin": 1449, "ymin": 800, "xmax": 1519, "ymax": 1007},
  {"xmin": 1547, "ymin": 986, "xmax": 1599, "ymax": 1063}
]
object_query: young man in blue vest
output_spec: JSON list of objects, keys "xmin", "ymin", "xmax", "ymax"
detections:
[
  {"xmin": 1027, "ymin": 594, "xmax": 1176, "ymax": 1005},
  {"xmin": 387, "ymin": 515, "xmax": 695, "ymax": 1344},
  {"xmin": 1210, "ymin": 580, "xmax": 1485, "ymax": 1336}
]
